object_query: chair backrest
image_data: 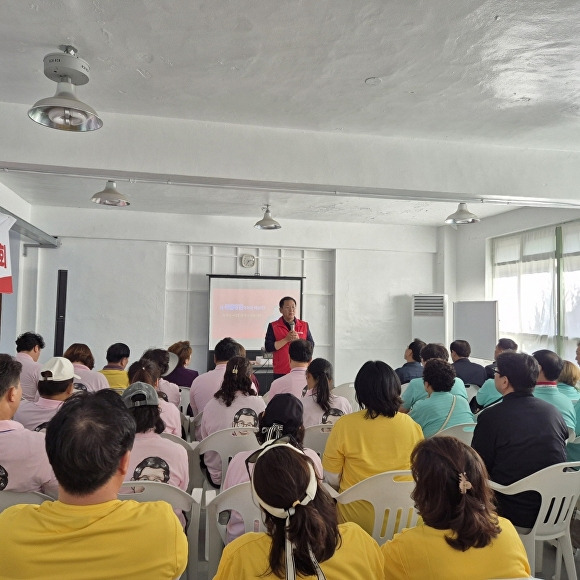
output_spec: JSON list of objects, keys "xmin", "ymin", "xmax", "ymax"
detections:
[
  {"xmin": 433, "ymin": 423, "xmax": 477, "ymax": 445},
  {"xmin": 0, "ymin": 490, "xmax": 53, "ymax": 513},
  {"xmin": 464, "ymin": 384, "xmax": 480, "ymax": 400},
  {"xmin": 332, "ymin": 383, "xmax": 359, "ymax": 411},
  {"xmin": 160, "ymin": 432, "xmax": 197, "ymax": 494},
  {"xmin": 191, "ymin": 410, "xmax": 203, "ymax": 441},
  {"xmin": 197, "ymin": 427, "xmax": 260, "ymax": 491},
  {"xmin": 490, "ymin": 461, "xmax": 580, "ymax": 541},
  {"xmin": 179, "ymin": 387, "xmax": 190, "ymax": 414},
  {"xmin": 331, "ymin": 470, "xmax": 418, "ymax": 545},
  {"xmin": 303, "ymin": 423, "xmax": 333, "ymax": 457},
  {"xmin": 118, "ymin": 481, "xmax": 202, "ymax": 580},
  {"xmin": 206, "ymin": 482, "xmax": 265, "ymax": 577}
]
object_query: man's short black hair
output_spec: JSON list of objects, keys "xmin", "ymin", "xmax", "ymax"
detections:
[
  {"xmin": 532, "ymin": 349, "xmax": 564, "ymax": 382},
  {"xmin": 214, "ymin": 338, "xmax": 244, "ymax": 362},
  {"xmin": 289, "ymin": 339, "xmax": 313, "ymax": 363},
  {"xmin": 15, "ymin": 332, "xmax": 45, "ymax": 353},
  {"xmin": 420, "ymin": 343, "xmax": 449, "ymax": 362},
  {"xmin": 106, "ymin": 343, "xmax": 130, "ymax": 363},
  {"xmin": 0, "ymin": 354, "xmax": 22, "ymax": 398},
  {"xmin": 450, "ymin": 340, "xmax": 471, "ymax": 358},
  {"xmin": 408, "ymin": 338, "xmax": 426, "ymax": 362},
  {"xmin": 279, "ymin": 296, "xmax": 296, "ymax": 308},
  {"xmin": 497, "ymin": 338, "xmax": 518, "ymax": 352},
  {"xmin": 496, "ymin": 351, "xmax": 539, "ymax": 392},
  {"xmin": 45, "ymin": 392, "xmax": 136, "ymax": 496},
  {"xmin": 422, "ymin": 359, "xmax": 456, "ymax": 392},
  {"xmin": 38, "ymin": 376, "xmax": 73, "ymax": 397},
  {"xmin": 354, "ymin": 360, "xmax": 401, "ymax": 419}
]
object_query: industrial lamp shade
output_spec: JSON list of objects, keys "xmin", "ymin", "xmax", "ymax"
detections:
[
  {"xmin": 28, "ymin": 81, "xmax": 103, "ymax": 131},
  {"xmin": 27, "ymin": 46, "xmax": 103, "ymax": 132},
  {"xmin": 445, "ymin": 203, "xmax": 480, "ymax": 225},
  {"xmin": 90, "ymin": 181, "xmax": 130, "ymax": 207},
  {"xmin": 254, "ymin": 205, "xmax": 281, "ymax": 230}
]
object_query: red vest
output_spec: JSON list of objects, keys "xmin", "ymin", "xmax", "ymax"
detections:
[{"xmin": 271, "ymin": 317, "xmax": 310, "ymax": 375}]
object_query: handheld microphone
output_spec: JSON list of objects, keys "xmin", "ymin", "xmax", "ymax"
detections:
[{"xmin": 290, "ymin": 321, "xmax": 295, "ymax": 332}]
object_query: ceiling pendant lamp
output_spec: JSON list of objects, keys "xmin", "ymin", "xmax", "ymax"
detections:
[
  {"xmin": 445, "ymin": 203, "xmax": 480, "ymax": 225},
  {"xmin": 90, "ymin": 180, "xmax": 130, "ymax": 207},
  {"xmin": 254, "ymin": 204, "xmax": 281, "ymax": 230},
  {"xmin": 28, "ymin": 45, "xmax": 103, "ymax": 132}
]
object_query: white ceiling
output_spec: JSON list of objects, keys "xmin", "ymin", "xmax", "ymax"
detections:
[{"xmin": 1, "ymin": 0, "xmax": 580, "ymax": 226}]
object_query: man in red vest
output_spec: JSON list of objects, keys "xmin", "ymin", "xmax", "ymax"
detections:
[{"xmin": 264, "ymin": 297, "xmax": 314, "ymax": 379}]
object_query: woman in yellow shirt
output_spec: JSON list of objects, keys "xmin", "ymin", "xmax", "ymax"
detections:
[
  {"xmin": 214, "ymin": 441, "xmax": 384, "ymax": 579},
  {"xmin": 322, "ymin": 360, "xmax": 423, "ymax": 533},
  {"xmin": 382, "ymin": 437, "xmax": 531, "ymax": 580}
]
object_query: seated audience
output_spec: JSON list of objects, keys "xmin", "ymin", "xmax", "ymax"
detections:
[
  {"xmin": 450, "ymin": 340, "xmax": 487, "ymax": 387},
  {"xmin": 472, "ymin": 351, "xmax": 568, "ymax": 528},
  {"xmin": 382, "ymin": 437, "xmax": 530, "ymax": 580},
  {"xmin": 400, "ymin": 343, "xmax": 467, "ymax": 413},
  {"xmin": 0, "ymin": 391, "xmax": 187, "ymax": 578},
  {"xmin": 301, "ymin": 358, "xmax": 352, "ymax": 427},
  {"xmin": 0, "ymin": 354, "xmax": 57, "ymax": 496},
  {"xmin": 557, "ymin": 360, "xmax": 580, "ymax": 400},
  {"xmin": 394, "ymin": 338, "xmax": 426, "ymax": 384},
  {"xmin": 122, "ymin": 382, "xmax": 188, "ymax": 525},
  {"xmin": 200, "ymin": 356, "xmax": 266, "ymax": 485},
  {"xmin": 99, "ymin": 342, "xmax": 130, "ymax": 389},
  {"xmin": 165, "ymin": 340, "xmax": 199, "ymax": 387},
  {"xmin": 409, "ymin": 359, "xmax": 475, "ymax": 437},
  {"xmin": 63, "ymin": 343, "xmax": 110, "ymax": 393},
  {"xmin": 14, "ymin": 357, "xmax": 77, "ymax": 431},
  {"xmin": 141, "ymin": 348, "xmax": 181, "ymax": 407},
  {"xmin": 323, "ymin": 360, "xmax": 423, "ymax": 534},
  {"xmin": 484, "ymin": 338, "xmax": 518, "ymax": 379},
  {"xmin": 533, "ymin": 349, "xmax": 576, "ymax": 431},
  {"xmin": 190, "ymin": 337, "xmax": 244, "ymax": 418},
  {"xmin": 14, "ymin": 331, "xmax": 45, "ymax": 401},
  {"xmin": 214, "ymin": 442, "xmax": 384, "ymax": 579},
  {"xmin": 265, "ymin": 339, "xmax": 313, "ymax": 402},
  {"xmin": 127, "ymin": 359, "xmax": 181, "ymax": 436},
  {"xmin": 222, "ymin": 393, "xmax": 323, "ymax": 542}
]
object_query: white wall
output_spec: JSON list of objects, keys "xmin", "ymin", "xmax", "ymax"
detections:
[{"xmin": 9, "ymin": 204, "xmax": 438, "ymax": 380}]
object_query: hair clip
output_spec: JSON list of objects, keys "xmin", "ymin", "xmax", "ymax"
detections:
[
  {"xmin": 232, "ymin": 365, "xmax": 238, "ymax": 375},
  {"xmin": 459, "ymin": 472, "xmax": 472, "ymax": 494}
]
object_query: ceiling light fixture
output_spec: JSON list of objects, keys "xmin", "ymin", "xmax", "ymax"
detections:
[
  {"xmin": 254, "ymin": 204, "xmax": 281, "ymax": 230},
  {"xmin": 28, "ymin": 45, "xmax": 103, "ymax": 132},
  {"xmin": 90, "ymin": 180, "xmax": 130, "ymax": 207},
  {"xmin": 445, "ymin": 203, "xmax": 480, "ymax": 225}
]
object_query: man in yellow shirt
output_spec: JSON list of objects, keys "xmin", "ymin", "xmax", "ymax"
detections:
[
  {"xmin": 0, "ymin": 391, "xmax": 187, "ymax": 580},
  {"xmin": 99, "ymin": 342, "xmax": 130, "ymax": 389}
]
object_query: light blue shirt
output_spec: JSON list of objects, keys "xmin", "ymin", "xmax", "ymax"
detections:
[
  {"xmin": 476, "ymin": 378, "xmax": 502, "ymax": 408},
  {"xmin": 409, "ymin": 391, "xmax": 475, "ymax": 437},
  {"xmin": 401, "ymin": 376, "xmax": 466, "ymax": 412},
  {"xmin": 534, "ymin": 385, "xmax": 576, "ymax": 432},
  {"xmin": 557, "ymin": 383, "xmax": 580, "ymax": 401}
]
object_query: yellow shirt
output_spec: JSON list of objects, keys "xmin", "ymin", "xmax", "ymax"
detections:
[
  {"xmin": 99, "ymin": 368, "xmax": 129, "ymax": 389},
  {"xmin": 322, "ymin": 410, "xmax": 423, "ymax": 534},
  {"xmin": 381, "ymin": 518, "xmax": 530, "ymax": 580},
  {"xmin": 214, "ymin": 522, "xmax": 384, "ymax": 579},
  {"xmin": 0, "ymin": 499, "xmax": 187, "ymax": 580}
]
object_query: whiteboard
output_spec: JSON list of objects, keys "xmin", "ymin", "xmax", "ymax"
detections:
[{"xmin": 453, "ymin": 301, "xmax": 498, "ymax": 360}]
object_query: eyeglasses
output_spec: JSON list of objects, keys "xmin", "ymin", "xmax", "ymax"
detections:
[
  {"xmin": 244, "ymin": 435, "xmax": 298, "ymax": 478},
  {"xmin": 492, "ymin": 366, "xmax": 503, "ymax": 377}
]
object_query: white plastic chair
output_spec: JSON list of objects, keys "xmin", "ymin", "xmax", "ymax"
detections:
[
  {"xmin": 0, "ymin": 490, "xmax": 53, "ymax": 513},
  {"xmin": 160, "ymin": 432, "xmax": 198, "ymax": 494},
  {"xmin": 191, "ymin": 410, "xmax": 203, "ymax": 442},
  {"xmin": 303, "ymin": 423, "xmax": 334, "ymax": 457},
  {"xmin": 400, "ymin": 382, "xmax": 410, "ymax": 395},
  {"xmin": 179, "ymin": 387, "xmax": 190, "ymax": 414},
  {"xmin": 489, "ymin": 461, "xmax": 580, "ymax": 580},
  {"xmin": 118, "ymin": 481, "xmax": 202, "ymax": 580},
  {"xmin": 196, "ymin": 427, "xmax": 259, "ymax": 491},
  {"xmin": 323, "ymin": 470, "xmax": 418, "ymax": 545},
  {"xmin": 433, "ymin": 423, "xmax": 477, "ymax": 445},
  {"xmin": 332, "ymin": 383, "xmax": 359, "ymax": 411},
  {"xmin": 206, "ymin": 482, "xmax": 265, "ymax": 578},
  {"xmin": 464, "ymin": 383, "xmax": 480, "ymax": 401}
]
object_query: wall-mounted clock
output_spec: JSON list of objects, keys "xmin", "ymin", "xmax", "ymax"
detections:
[{"xmin": 241, "ymin": 254, "xmax": 256, "ymax": 268}]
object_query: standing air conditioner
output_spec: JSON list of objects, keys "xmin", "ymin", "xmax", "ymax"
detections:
[{"xmin": 411, "ymin": 294, "xmax": 449, "ymax": 346}]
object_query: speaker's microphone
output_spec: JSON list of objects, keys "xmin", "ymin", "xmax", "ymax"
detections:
[{"xmin": 290, "ymin": 321, "xmax": 295, "ymax": 332}]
